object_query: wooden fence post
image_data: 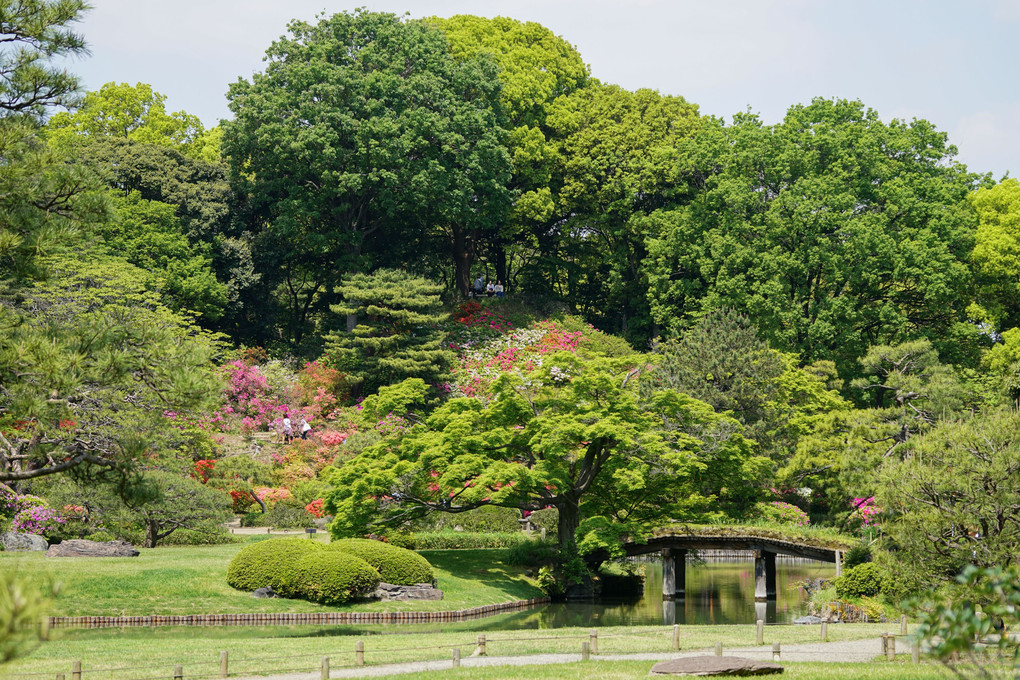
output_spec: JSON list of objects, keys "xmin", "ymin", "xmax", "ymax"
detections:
[
  {"xmin": 320, "ymin": 656, "xmax": 329, "ymax": 680},
  {"xmin": 452, "ymin": 648, "xmax": 461, "ymax": 668},
  {"xmin": 887, "ymin": 635, "xmax": 896, "ymax": 661},
  {"xmin": 477, "ymin": 634, "xmax": 486, "ymax": 656},
  {"xmin": 173, "ymin": 664, "xmax": 183, "ymax": 680},
  {"xmin": 901, "ymin": 615, "xmax": 908, "ymax": 635},
  {"xmin": 56, "ymin": 674, "xmax": 64, "ymax": 680},
  {"xmin": 821, "ymin": 621, "xmax": 828, "ymax": 641},
  {"xmin": 581, "ymin": 641, "xmax": 590, "ymax": 661},
  {"xmin": 756, "ymin": 620, "xmax": 764, "ymax": 645},
  {"xmin": 220, "ymin": 651, "xmax": 228, "ymax": 678},
  {"xmin": 714, "ymin": 642, "xmax": 722, "ymax": 657},
  {"xmin": 672, "ymin": 624, "xmax": 680, "ymax": 650},
  {"xmin": 589, "ymin": 630, "xmax": 598, "ymax": 655},
  {"xmin": 772, "ymin": 643, "xmax": 780, "ymax": 662},
  {"xmin": 912, "ymin": 641, "xmax": 920, "ymax": 664},
  {"xmin": 355, "ymin": 640, "xmax": 365, "ymax": 666},
  {"xmin": 881, "ymin": 633, "xmax": 888, "ymax": 656},
  {"xmin": 71, "ymin": 661, "xmax": 81, "ymax": 680}
]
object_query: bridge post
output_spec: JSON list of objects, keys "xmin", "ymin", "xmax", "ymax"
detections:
[
  {"xmin": 835, "ymin": 549, "xmax": 842, "ymax": 576},
  {"xmin": 662, "ymin": 548, "xmax": 686, "ymax": 600},
  {"xmin": 754, "ymin": 550, "xmax": 777, "ymax": 601}
]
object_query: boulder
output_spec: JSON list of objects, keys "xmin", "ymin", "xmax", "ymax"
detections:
[
  {"xmin": 793, "ymin": 615, "xmax": 823, "ymax": 625},
  {"xmin": 650, "ymin": 656, "xmax": 783, "ymax": 676},
  {"xmin": 0, "ymin": 532, "xmax": 48, "ymax": 552},
  {"xmin": 372, "ymin": 582, "xmax": 443, "ymax": 601},
  {"xmin": 46, "ymin": 539, "xmax": 139, "ymax": 557},
  {"xmin": 252, "ymin": 586, "xmax": 278, "ymax": 599}
]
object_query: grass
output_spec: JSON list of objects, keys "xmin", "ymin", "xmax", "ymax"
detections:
[
  {"xmin": 6, "ymin": 623, "xmax": 900, "ymax": 679},
  {"xmin": 0, "ymin": 541, "xmax": 543, "ymax": 617},
  {"xmin": 354, "ymin": 659, "xmax": 955, "ymax": 680}
]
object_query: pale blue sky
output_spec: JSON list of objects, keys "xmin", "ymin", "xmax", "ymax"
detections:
[{"xmin": 69, "ymin": 0, "xmax": 1017, "ymax": 179}]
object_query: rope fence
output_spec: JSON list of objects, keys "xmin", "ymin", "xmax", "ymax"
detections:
[{"xmin": 10, "ymin": 616, "xmax": 928, "ymax": 680}]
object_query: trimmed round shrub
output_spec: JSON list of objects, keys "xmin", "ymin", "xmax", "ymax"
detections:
[
  {"xmin": 834, "ymin": 562, "xmax": 884, "ymax": 598},
  {"xmin": 753, "ymin": 501, "xmax": 810, "ymax": 527},
  {"xmin": 226, "ymin": 538, "xmax": 325, "ymax": 595},
  {"xmin": 289, "ymin": 551, "xmax": 380, "ymax": 605},
  {"xmin": 329, "ymin": 538, "xmax": 433, "ymax": 585}
]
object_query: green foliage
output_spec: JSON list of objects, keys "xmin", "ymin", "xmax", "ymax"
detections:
[
  {"xmin": 842, "ymin": 544, "xmax": 872, "ymax": 570},
  {"xmin": 414, "ymin": 506, "xmax": 522, "ymax": 533},
  {"xmin": 238, "ymin": 505, "xmax": 313, "ymax": 530},
  {"xmin": 879, "ymin": 409, "xmax": 1020, "ymax": 591},
  {"xmin": 288, "ymin": 550, "xmax": 380, "ymax": 605},
  {"xmin": 225, "ymin": 537, "xmax": 325, "ymax": 595},
  {"xmin": 527, "ymin": 508, "xmax": 559, "ymax": 535},
  {"xmin": 971, "ymin": 178, "xmax": 1020, "ymax": 331},
  {"xmin": 328, "ymin": 538, "xmax": 433, "ymax": 585},
  {"xmin": 325, "ymin": 269, "xmax": 455, "ymax": 396},
  {"xmin": 752, "ymin": 502, "xmax": 810, "ymax": 527},
  {"xmin": 504, "ymin": 538, "xmax": 557, "ymax": 567},
  {"xmin": 0, "ymin": 571, "xmax": 58, "ymax": 664},
  {"xmin": 412, "ymin": 531, "xmax": 535, "ymax": 550},
  {"xmin": 916, "ymin": 565, "xmax": 1020, "ymax": 679},
  {"xmin": 834, "ymin": 562, "xmax": 884, "ymax": 598},
  {"xmin": 646, "ymin": 98, "xmax": 982, "ymax": 375}
]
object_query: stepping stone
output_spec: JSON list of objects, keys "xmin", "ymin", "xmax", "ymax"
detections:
[{"xmin": 650, "ymin": 655, "xmax": 783, "ymax": 676}]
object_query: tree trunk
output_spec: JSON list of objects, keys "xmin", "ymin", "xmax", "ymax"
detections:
[
  {"xmin": 557, "ymin": 497, "xmax": 580, "ymax": 555},
  {"xmin": 451, "ymin": 223, "xmax": 474, "ymax": 297},
  {"xmin": 250, "ymin": 489, "xmax": 267, "ymax": 514},
  {"xmin": 144, "ymin": 519, "xmax": 159, "ymax": 549}
]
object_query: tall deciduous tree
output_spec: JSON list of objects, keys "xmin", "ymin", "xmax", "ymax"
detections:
[
  {"xmin": 223, "ymin": 10, "xmax": 510, "ymax": 346},
  {"xmin": 646, "ymin": 98, "xmax": 982, "ymax": 375},
  {"xmin": 971, "ymin": 178, "xmax": 1020, "ymax": 331}
]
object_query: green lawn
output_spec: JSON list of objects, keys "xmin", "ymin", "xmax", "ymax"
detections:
[
  {"xmin": 0, "ymin": 541, "xmax": 543, "ymax": 616},
  {"xmin": 7, "ymin": 623, "xmax": 895, "ymax": 679}
]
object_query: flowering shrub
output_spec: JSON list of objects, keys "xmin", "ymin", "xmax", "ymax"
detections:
[
  {"xmin": 294, "ymin": 362, "xmax": 349, "ymax": 418},
  {"xmin": 850, "ymin": 497, "xmax": 882, "ymax": 527},
  {"xmin": 229, "ymin": 490, "xmax": 256, "ymax": 513},
  {"xmin": 306, "ymin": 499, "xmax": 325, "ymax": 518},
  {"xmin": 318, "ymin": 430, "xmax": 349, "ymax": 447},
  {"xmin": 754, "ymin": 501, "xmax": 810, "ymax": 527},
  {"xmin": 13, "ymin": 505, "xmax": 65, "ymax": 535},
  {"xmin": 219, "ymin": 360, "xmax": 287, "ymax": 431},
  {"xmin": 253, "ymin": 487, "xmax": 292, "ymax": 504},
  {"xmin": 193, "ymin": 459, "xmax": 215, "ymax": 483}
]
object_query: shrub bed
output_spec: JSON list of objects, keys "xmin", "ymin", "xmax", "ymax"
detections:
[
  {"xmin": 289, "ymin": 551, "xmax": 380, "ymax": 605},
  {"xmin": 329, "ymin": 538, "xmax": 433, "ymax": 585},
  {"xmin": 413, "ymin": 530, "xmax": 535, "ymax": 550},
  {"xmin": 834, "ymin": 562, "xmax": 884, "ymax": 598},
  {"xmin": 226, "ymin": 537, "xmax": 325, "ymax": 595}
]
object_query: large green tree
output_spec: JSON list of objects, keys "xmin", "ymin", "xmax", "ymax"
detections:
[
  {"xmin": 646, "ymin": 98, "xmax": 982, "ymax": 375},
  {"xmin": 971, "ymin": 178, "xmax": 1020, "ymax": 331},
  {"xmin": 223, "ymin": 10, "xmax": 510, "ymax": 346}
]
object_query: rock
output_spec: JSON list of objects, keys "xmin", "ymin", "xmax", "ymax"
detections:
[
  {"xmin": 0, "ymin": 532, "xmax": 48, "ymax": 552},
  {"xmin": 252, "ymin": 586, "xmax": 278, "ymax": 599},
  {"xmin": 45, "ymin": 539, "xmax": 139, "ymax": 557},
  {"xmin": 793, "ymin": 615, "xmax": 823, "ymax": 625},
  {"xmin": 650, "ymin": 656, "xmax": 783, "ymax": 676},
  {"xmin": 372, "ymin": 582, "xmax": 444, "ymax": 601}
]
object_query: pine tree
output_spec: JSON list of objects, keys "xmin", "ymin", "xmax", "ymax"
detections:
[{"xmin": 324, "ymin": 269, "xmax": 454, "ymax": 397}]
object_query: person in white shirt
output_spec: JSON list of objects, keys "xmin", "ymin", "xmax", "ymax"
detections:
[
  {"xmin": 282, "ymin": 415, "xmax": 293, "ymax": 442},
  {"xmin": 300, "ymin": 417, "xmax": 312, "ymax": 440}
]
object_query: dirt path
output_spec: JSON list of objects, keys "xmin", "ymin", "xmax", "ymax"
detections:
[{"xmin": 230, "ymin": 637, "xmax": 889, "ymax": 680}]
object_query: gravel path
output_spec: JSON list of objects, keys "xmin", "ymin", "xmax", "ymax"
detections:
[{"xmin": 229, "ymin": 637, "xmax": 888, "ymax": 680}]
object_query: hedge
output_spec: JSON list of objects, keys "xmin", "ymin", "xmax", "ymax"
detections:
[
  {"xmin": 834, "ymin": 562, "xmax": 885, "ymax": 598},
  {"xmin": 226, "ymin": 537, "xmax": 325, "ymax": 595},
  {"xmin": 329, "ymin": 538, "xmax": 434, "ymax": 585},
  {"xmin": 289, "ymin": 551, "xmax": 380, "ymax": 605}
]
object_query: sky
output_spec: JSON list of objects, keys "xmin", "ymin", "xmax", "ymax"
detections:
[{"xmin": 68, "ymin": 0, "xmax": 1018, "ymax": 179}]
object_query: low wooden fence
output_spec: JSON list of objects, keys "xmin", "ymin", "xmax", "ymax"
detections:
[
  {"xmin": 47, "ymin": 597, "xmax": 550, "ymax": 629},
  {"xmin": 11, "ymin": 618, "xmax": 922, "ymax": 680}
]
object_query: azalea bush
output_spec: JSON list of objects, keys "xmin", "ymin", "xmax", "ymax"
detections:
[
  {"xmin": 0, "ymin": 489, "xmax": 66, "ymax": 536},
  {"xmin": 754, "ymin": 500, "xmax": 810, "ymax": 527}
]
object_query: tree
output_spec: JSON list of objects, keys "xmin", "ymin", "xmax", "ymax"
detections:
[
  {"xmin": 0, "ymin": 254, "xmax": 223, "ymax": 484},
  {"xmin": 323, "ymin": 269, "xmax": 454, "ymax": 397},
  {"xmin": 429, "ymin": 15, "xmax": 589, "ymax": 292},
  {"xmin": 646, "ymin": 98, "xmax": 982, "ymax": 376},
  {"xmin": 113, "ymin": 469, "xmax": 231, "ymax": 548},
  {"xmin": 204, "ymin": 455, "xmax": 274, "ymax": 514},
  {"xmin": 325, "ymin": 352, "xmax": 764, "ymax": 561},
  {"xmin": 544, "ymin": 84, "xmax": 702, "ymax": 341},
  {"xmin": 971, "ymin": 178, "xmax": 1020, "ymax": 331},
  {"xmin": 0, "ymin": 570, "xmax": 57, "ymax": 665},
  {"xmin": 46, "ymin": 82, "xmax": 206, "ymax": 156},
  {"xmin": 223, "ymin": 10, "xmax": 510, "ymax": 345},
  {"xmin": 0, "ymin": 0, "xmax": 87, "ymax": 117},
  {"xmin": 879, "ymin": 410, "xmax": 1020, "ymax": 595}
]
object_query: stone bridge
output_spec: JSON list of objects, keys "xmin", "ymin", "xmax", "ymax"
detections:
[{"xmin": 618, "ymin": 532, "xmax": 847, "ymax": 601}]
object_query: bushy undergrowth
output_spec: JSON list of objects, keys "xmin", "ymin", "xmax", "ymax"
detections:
[
  {"xmin": 241, "ymin": 505, "xmax": 315, "ymax": 529},
  {"xmin": 504, "ymin": 538, "xmax": 557, "ymax": 567},
  {"xmin": 226, "ymin": 537, "xmax": 325, "ymax": 595},
  {"xmin": 414, "ymin": 506, "xmax": 522, "ymax": 533},
  {"xmin": 834, "ymin": 562, "xmax": 885, "ymax": 598},
  {"xmin": 328, "ymin": 538, "xmax": 434, "ymax": 585},
  {"xmin": 289, "ymin": 551, "xmax": 380, "ymax": 605},
  {"xmin": 113, "ymin": 525, "xmax": 239, "ymax": 546},
  {"xmin": 413, "ymin": 530, "xmax": 536, "ymax": 550}
]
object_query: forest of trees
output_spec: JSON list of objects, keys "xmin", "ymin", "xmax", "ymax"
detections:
[{"xmin": 3, "ymin": 4, "xmax": 1020, "ymax": 599}]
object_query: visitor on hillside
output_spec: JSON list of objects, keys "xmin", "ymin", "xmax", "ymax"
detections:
[
  {"xmin": 473, "ymin": 275, "xmax": 485, "ymax": 297},
  {"xmin": 282, "ymin": 414, "xmax": 293, "ymax": 442},
  {"xmin": 300, "ymin": 417, "xmax": 312, "ymax": 440},
  {"xmin": 495, "ymin": 281, "xmax": 504, "ymax": 298},
  {"xmin": 486, "ymin": 281, "xmax": 495, "ymax": 297}
]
